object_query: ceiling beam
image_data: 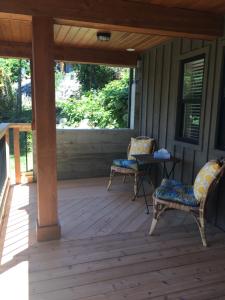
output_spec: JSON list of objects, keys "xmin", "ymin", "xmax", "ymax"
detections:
[
  {"xmin": 0, "ymin": 0, "xmax": 223, "ymax": 40},
  {"xmin": 0, "ymin": 41, "xmax": 138, "ymax": 67},
  {"xmin": 0, "ymin": 41, "xmax": 31, "ymax": 58},
  {"xmin": 54, "ymin": 46, "xmax": 138, "ymax": 67}
]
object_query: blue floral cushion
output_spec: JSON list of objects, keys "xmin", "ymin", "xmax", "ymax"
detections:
[
  {"xmin": 154, "ymin": 179, "xmax": 199, "ymax": 207},
  {"xmin": 112, "ymin": 159, "xmax": 146, "ymax": 171}
]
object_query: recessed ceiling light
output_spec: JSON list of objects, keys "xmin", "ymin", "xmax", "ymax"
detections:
[
  {"xmin": 97, "ymin": 32, "xmax": 111, "ymax": 41},
  {"xmin": 126, "ymin": 48, "xmax": 135, "ymax": 52}
]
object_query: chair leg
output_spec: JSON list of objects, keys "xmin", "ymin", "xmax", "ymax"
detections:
[
  {"xmin": 198, "ymin": 217, "xmax": 207, "ymax": 247},
  {"xmin": 192, "ymin": 211, "xmax": 207, "ymax": 247},
  {"xmin": 107, "ymin": 169, "xmax": 115, "ymax": 191},
  {"xmin": 134, "ymin": 173, "xmax": 138, "ymax": 196},
  {"xmin": 149, "ymin": 218, "xmax": 158, "ymax": 235},
  {"xmin": 149, "ymin": 202, "xmax": 160, "ymax": 235},
  {"xmin": 123, "ymin": 175, "xmax": 126, "ymax": 184},
  {"xmin": 149, "ymin": 201, "xmax": 167, "ymax": 235}
]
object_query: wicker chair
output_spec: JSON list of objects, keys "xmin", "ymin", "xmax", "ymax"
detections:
[
  {"xmin": 107, "ymin": 136, "xmax": 155, "ymax": 196},
  {"xmin": 149, "ymin": 159, "xmax": 225, "ymax": 247}
]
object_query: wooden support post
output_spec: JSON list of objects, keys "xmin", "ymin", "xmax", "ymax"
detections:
[
  {"xmin": 32, "ymin": 16, "xmax": 61, "ymax": 241},
  {"xmin": 13, "ymin": 128, "xmax": 21, "ymax": 184}
]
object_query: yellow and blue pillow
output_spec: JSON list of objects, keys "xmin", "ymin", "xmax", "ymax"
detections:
[
  {"xmin": 193, "ymin": 160, "xmax": 221, "ymax": 202},
  {"xmin": 112, "ymin": 137, "xmax": 154, "ymax": 171},
  {"xmin": 128, "ymin": 137, "xmax": 154, "ymax": 160}
]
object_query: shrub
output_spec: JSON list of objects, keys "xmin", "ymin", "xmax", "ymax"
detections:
[{"xmin": 57, "ymin": 71, "xmax": 129, "ymax": 128}]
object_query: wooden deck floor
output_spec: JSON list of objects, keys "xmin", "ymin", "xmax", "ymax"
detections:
[{"xmin": 1, "ymin": 177, "xmax": 225, "ymax": 300}]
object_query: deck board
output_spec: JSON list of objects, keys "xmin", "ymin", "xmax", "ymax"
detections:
[{"xmin": 0, "ymin": 177, "xmax": 225, "ymax": 300}]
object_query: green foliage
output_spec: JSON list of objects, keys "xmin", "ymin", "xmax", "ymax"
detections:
[
  {"xmin": 0, "ymin": 58, "xmax": 32, "ymax": 158},
  {"xmin": 0, "ymin": 58, "xmax": 30, "ymax": 83},
  {"xmin": 19, "ymin": 131, "xmax": 33, "ymax": 156},
  {"xmin": 98, "ymin": 71, "xmax": 129, "ymax": 127},
  {"xmin": 57, "ymin": 70, "xmax": 129, "ymax": 128},
  {"xmin": 0, "ymin": 70, "xmax": 16, "ymax": 122},
  {"xmin": 0, "ymin": 58, "xmax": 31, "ymax": 122},
  {"xmin": 74, "ymin": 64, "xmax": 117, "ymax": 93}
]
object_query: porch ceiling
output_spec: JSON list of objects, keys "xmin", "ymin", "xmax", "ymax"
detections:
[
  {"xmin": 0, "ymin": 13, "xmax": 169, "ymax": 53},
  {"xmin": 0, "ymin": 0, "xmax": 224, "ymax": 66}
]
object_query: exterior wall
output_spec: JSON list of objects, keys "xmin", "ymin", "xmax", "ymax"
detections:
[
  {"xmin": 41, "ymin": 129, "xmax": 136, "ymax": 180},
  {"xmin": 140, "ymin": 37, "xmax": 225, "ymax": 229},
  {"xmin": 56, "ymin": 129, "xmax": 136, "ymax": 179}
]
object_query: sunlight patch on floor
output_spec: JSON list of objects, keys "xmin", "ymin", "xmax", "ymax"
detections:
[
  {"xmin": 0, "ymin": 260, "xmax": 29, "ymax": 300},
  {"xmin": 1, "ymin": 184, "xmax": 30, "ymax": 265}
]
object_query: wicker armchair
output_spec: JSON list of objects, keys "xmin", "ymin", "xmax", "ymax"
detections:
[
  {"xmin": 107, "ymin": 136, "xmax": 155, "ymax": 196},
  {"xmin": 149, "ymin": 159, "xmax": 225, "ymax": 247}
]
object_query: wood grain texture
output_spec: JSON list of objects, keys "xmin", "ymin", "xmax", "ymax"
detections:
[
  {"xmin": 0, "ymin": 40, "xmax": 138, "ymax": 67},
  {"xmin": 13, "ymin": 128, "xmax": 21, "ymax": 184},
  {"xmin": 0, "ymin": 178, "xmax": 225, "ymax": 299},
  {"xmin": 54, "ymin": 45, "xmax": 139, "ymax": 67},
  {"xmin": 54, "ymin": 24, "xmax": 170, "ymax": 52},
  {"xmin": 0, "ymin": 0, "xmax": 223, "ymax": 39},
  {"xmin": 32, "ymin": 16, "xmax": 60, "ymax": 240},
  {"xmin": 0, "ymin": 13, "xmax": 168, "ymax": 59},
  {"xmin": 33, "ymin": 129, "xmax": 136, "ymax": 180}
]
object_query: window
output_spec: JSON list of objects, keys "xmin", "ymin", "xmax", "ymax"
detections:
[
  {"xmin": 176, "ymin": 55, "xmax": 205, "ymax": 144},
  {"xmin": 216, "ymin": 49, "xmax": 225, "ymax": 150}
]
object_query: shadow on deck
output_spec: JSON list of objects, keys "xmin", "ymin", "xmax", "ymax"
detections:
[{"xmin": 1, "ymin": 177, "xmax": 225, "ymax": 300}]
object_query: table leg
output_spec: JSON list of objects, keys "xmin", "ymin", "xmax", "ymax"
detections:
[{"xmin": 165, "ymin": 161, "xmax": 179, "ymax": 179}]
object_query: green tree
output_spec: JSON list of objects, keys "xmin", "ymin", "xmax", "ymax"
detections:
[
  {"xmin": 0, "ymin": 69, "xmax": 16, "ymax": 122},
  {"xmin": 0, "ymin": 58, "xmax": 31, "ymax": 122},
  {"xmin": 0, "ymin": 58, "xmax": 30, "ymax": 83},
  {"xmin": 74, "ymin": 64, "xmax": 117, "ymax": 93}
]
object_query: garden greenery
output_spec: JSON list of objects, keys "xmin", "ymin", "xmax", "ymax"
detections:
[
  {"xmin": 0, "ymin": 59, "xmax": 130, "ymax": 129},
  {"xmin": 57, "ymin": 69, "xmax": 129, "ymax": 128}
]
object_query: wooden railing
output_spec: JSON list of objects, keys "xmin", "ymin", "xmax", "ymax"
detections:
[
  {"xmin": 0, "ymin": 123, "xmax": 32, "ymax": 230},
  {"xmin": 9, "ymin": 123, "xmax": 32, "ymax": 184}
]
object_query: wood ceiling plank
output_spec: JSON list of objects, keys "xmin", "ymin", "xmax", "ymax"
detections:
[
  {"xmin": 76, "ymin": 28, "xmax": 92, "ymax": 46},
  {"xmin": 0, "ymin": 18, "xmax": 171, "ymax": 53},
  {"xmin": 55, "ymin": 25, "xmax": 71, "ymax": 44},
  {"xmin": 54, "ymin": 24, "xmax": 61, "ymax": 39},
  {"xmin": 0, "ymin": 19, "xmax": 31, "ymax": 43},
  {"xmin": 0, "ymin": 0, "xmax": 223, "ymax": 39},
  {"xmin": 62, "ymin": 27, "xmax": 78, "ymax": 45}
]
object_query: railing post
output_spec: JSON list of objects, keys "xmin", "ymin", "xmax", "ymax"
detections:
[
  {"xmin": 13, "ymin": 128, "xmax": 21, "ymax": 184},
  {"xmin": 5, "ymin": 129, "xmax": 10, "ymax": 179}
]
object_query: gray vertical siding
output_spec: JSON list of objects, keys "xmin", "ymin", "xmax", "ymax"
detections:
[{"xmin": 140, "ymin": 37, "xmax": 225, "ymax": 229}]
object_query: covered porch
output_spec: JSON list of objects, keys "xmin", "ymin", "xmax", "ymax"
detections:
[{"xmin": 1, "ymin": 1, "xmax": 225, "ymax": 299}]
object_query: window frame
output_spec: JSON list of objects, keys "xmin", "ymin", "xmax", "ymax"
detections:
[
  {"xmin": 215, "ymin": 48, "xmax": 225, "ymax": 151},
  {"xmin": 175, "ymin": 54, "xmax": 206, "ymax": 145}
]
